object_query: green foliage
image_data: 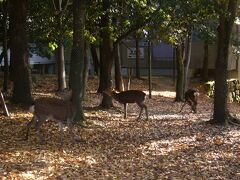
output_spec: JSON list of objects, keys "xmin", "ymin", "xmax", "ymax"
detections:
[
  {"xmin": 28, "ymin": 0, "xmax": 73, "ymax": 58},
  {"xmin": 145, "ymin": 0, "xmax": 218, "ymax": 46}
]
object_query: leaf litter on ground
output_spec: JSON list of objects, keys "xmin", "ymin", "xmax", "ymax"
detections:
[{"xmin": 0, "ymin": 75, "xmax": 240, "ymax": 179}]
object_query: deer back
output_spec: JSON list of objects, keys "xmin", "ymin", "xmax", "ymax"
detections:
[
  {"xmin": 112, "ymin": 90, "xmax": 146, "ymax": 104},
  {"xmin": 32, "ymin": 97, "xmax": 75, "ymax": 123}
]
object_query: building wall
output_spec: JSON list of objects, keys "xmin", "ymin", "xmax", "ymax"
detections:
[{"xmin": 120, "ymin": 34, "xmax": 239, "ymax": 77}]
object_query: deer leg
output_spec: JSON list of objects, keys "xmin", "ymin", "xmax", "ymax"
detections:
[
  {"xmin": 35, "ymin": 118, "xmax": 45, "ymax": 145},
  {"xmin": 179, "ymin": 101, "xmax": 187, "ymax": 113},
  {"xmin": 138, "ymin": 107, "xmax": 143, "ymax": 120},
  {"xmin": 137, "ymin": 102, "xmax": 145, "ymax": 120},
  {"xmin": 25, "ymin": 116, "xmax": 37, "ymax": 140},
  {"xmin": 143, "ymin": 104, "xmax": 148, "ymax": 120},
  {"xmin": 124, "ymin": 103, "xmax": 127, "ymax": 119},
  {"xmin": 58, "ymin": 122, "xmax": 64, "ymax": 145},
  {"xmin": 192, "ymin": 100, "xmax": 198, "ymax": 113},
  {"xmin": 67, "ymin": 119, "xmax": 81, "ymax": 143}
]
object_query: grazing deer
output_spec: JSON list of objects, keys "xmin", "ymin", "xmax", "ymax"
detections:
[
  {"xmin": 179, "ymin": 88, "xmax": 199, "ymax": 113},
  {"xmin": 104, "ymin": 89, "xmax": 148, "ymax": 120},
  {"xmin": 25, "ymin": 89, "xmax": 79, "ymax": 145}
]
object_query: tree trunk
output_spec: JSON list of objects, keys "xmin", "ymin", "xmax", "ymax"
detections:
[
  {"xmin": 135, "ymin": 35, "xmax": 141, "ymax": 79},
  {"xmin": 184, "ymin": 31, "xmax": 192, "ymax": 92},
  {"xmin": 98, "ymin": 0, "xmax": 113, "ymax": 108},
  {"xmin": 175, "ymin": 44, "xmax": 185, "ymax": 101},
  {"xmin": 148, "ymin": 40, "xmax": 152, "ymax": 99},
  {"xmin": 56, "ymin": 14, "xmax": 67, "ymax": 91},
  {"xmin": 213, "ymin": 0, "xmax": 238, "ymax": 124},
  {"xmin": 114, "ymin": 43, "xmax": 124, "ymax": 91},
  {"xmin": 201, "ymin": 40, "xmax": 209, "ymax": 82},
  {"xmin": 90, "ymin": 44, "xmax": 99, "ymax": 75},
  {"xmin": 2, "ymin": 0, "xmax": 9, "ymax": 93},
  {"xmin": 70, "ymin": 0, "xmax": 86, "ymax": 122},
  {"xmin": 9, "ymin": 0, "xmax": 32, "ymax": 104},
  {"xmin": 83, "ymin": 41, "xmax": 89, "ymax": 98}
]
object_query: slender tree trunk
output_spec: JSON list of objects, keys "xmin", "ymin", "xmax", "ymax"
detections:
[
  {"xmin": 114, "ymin": 43, "xmax": 124, "ymax": 91},
  {"xmin": 2, "ymin": 0, "xmax": 9, "ymax": 92},
  {"xmin": 83, "ymin": 41, "xmax": 89, "ymax": 98},
  {"xmin": 213, "ymin": 0, "xmax": 238, "ymax": 124},
  {"xmin": 175, "ymin": 44, "xmax": 185, "ymax": 101},
  {"xmin": 70, "ymin": 0, "xmax": 86, "ymax": 122},
  {"xmin": 148, "ymin": 39, "xmax": 152, "ymax": 99},
  {"xmin": 90, "ymin": 44, "xmax": 99, "ymax": 75},
  {"xmin": 135, "ymin": 35, "xmax": 140, "ymax": 79},
  {"xmin": 56, "ymin": 15, "xmax": 67, "ymax": 91},
  {"xmin": 201, "ymin": 40, "xmax": 209, "ymax": 82},
  {"xmin": 9, "ymin": 0, "xmax": 32, "ymax": 104},
  {"xmin": 184, "ymin": 31, "xmax": 192, "ymax": 92}
]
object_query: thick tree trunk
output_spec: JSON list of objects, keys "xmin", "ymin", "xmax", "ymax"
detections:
[
  {"xmin": 184, "ymin": 32, "xmax": 192, "ymax": 92},
  {"xmin": 70, "ymin": 0, "xmax": 86, "ymax": 122},
  {"xmin": 114, "ymin": 43, "xmax": 124, "ymax": 91},
  {"xmin": 9, "ymin": 0, "xmax": 32, "ymax": 104},
  {"xmin": 201, "ymin": 40, "xmax": 209, "ymax": 82},
  {"xmin": 2, "ymin": 0, "xmax": 9, "ymax": 93},
  {"xmin": 175, "ymin": 44, "xmax": 185, "ymax": 101},
  {"xmin": 98, "ymin": 0, "xmax": 114, "ymax": 108},
  {"xmin": 213, "ymin": 0, "xmax": 238, "ymax": 124},
  {"xmin": 90, "ymin": 44, "xmax": 99, "ymax": 75},
  {"xmin": 99, "ymin": 37, "xmax": 113, "ymax": 108}
]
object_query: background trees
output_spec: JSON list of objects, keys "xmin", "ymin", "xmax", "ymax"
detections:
[{"xmin": 2, "ymin": 0, "xmax": 239, "ymax": 124}]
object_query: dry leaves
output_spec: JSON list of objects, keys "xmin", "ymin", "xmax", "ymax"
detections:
[{"xmin": 0, "ymin": 75, "xmax": 240, "ymax": 179}]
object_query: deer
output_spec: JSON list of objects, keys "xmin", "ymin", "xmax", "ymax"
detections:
[
  {"xmin": 179, "ymin": 88, "xmax": 199, "ymax": 113},
  {"xmin": 24, "ymin": 89, "xmax": 80, "ymax": 145},
  {"xmin": 104, "ymin": 89, "xmax": 148, "ymax": 120}
]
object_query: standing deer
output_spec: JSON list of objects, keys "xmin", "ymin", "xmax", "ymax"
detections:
[
  {"xmin": 104, "ymin": 89, "xmax": 148, "ymax": 120},
  {"xmin": 179, "ymin": 88, "xmax": 199, "ymax": 113},
  {"xmin": 25, "ymin": 89, "xmax": 79, "ymax": 145}
]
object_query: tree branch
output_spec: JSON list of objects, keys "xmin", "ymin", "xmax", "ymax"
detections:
[{"xmin": 114, "ymin": 5, "xmax": 161, "ymax": 46}]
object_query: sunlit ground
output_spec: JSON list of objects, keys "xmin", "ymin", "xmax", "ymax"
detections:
[
  {"xmin": 144, "ymin": 90, "xmax": 176, "ymax": 98},
  {"xmin": 0, "ymin": 76, "xmax": 240, "ymax": 179}
]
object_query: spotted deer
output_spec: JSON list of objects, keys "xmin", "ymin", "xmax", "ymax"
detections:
[
  {"xmin": 25, "ymin": 89, "xmax": 80, "ymax": 145},
  {"xmin": 104, "ymin": 89, "xmax": 148, "ymax": 120},
  {"xmin": 179, "ymin": 88, "xmax": 199, "ymax": 113}
]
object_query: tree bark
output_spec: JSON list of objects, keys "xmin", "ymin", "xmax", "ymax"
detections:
[
  {"xmin": 90, "ymin": 44, "xmax": 99, "ymax": 75},
  {"xmin": 184, "ymin": 31, "xmax": 192, "ymax": 92},
  {"xmin": 135, "ymin": 35, "xmax": 141, "ymax": 79},
  {"xmin": 175, "ymin": 44, "xmax": 185, "ymax": 101},
  {"xmin": 114, "ymin": 43, "xmax": 124, "ymax": 91},
  {"xmin": 70, "ymin": 0, "xmax": 86, "ymax": 122},
  {"xmin": 9, "ymin": 0, "xmax": 32, "ymax": 104},
  {"xmin": 213, "ymin": 0, "xmax": 238, "ymax": 124},
  {"xmin": 83, "ymin": 41, "xmax": 89, "ymax": 98},
  {"xmin": 2, "ymin": 0, "xmax": 9, "ymax": 93},
  {"xmin": 56, "ymin": 42, "xmax": 67, "ymax": 91},
  {"xmin": 56, "ymin": 4, "xmax": 67, "ymax": 91},
  {"xmin": 201, "ymin": 40, "xmax": 209, "ymax": 82},
  {"xmin": 98, "ymin": 0, "xmax": 114, "ymax": 108}
]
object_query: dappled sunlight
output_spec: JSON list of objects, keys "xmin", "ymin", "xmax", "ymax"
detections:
[
  {"xmin": 138, "ymin": 136, "xmax": 195, "ymax": 156},
  {"xmin": 1, "ymin": 76, "xmax": 239, "ymax": 179},
  {"xmin": 144, "ymin": 90, "xmax": 176, "ymax": 98},
  {"xmin": 150, "ymin": 113, "xmax": 186, "ymax": 121}
]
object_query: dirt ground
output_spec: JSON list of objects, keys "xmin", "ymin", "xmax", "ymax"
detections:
[{"xmin": 0, "ymin": 75, "xmax": 240, "ymax": 179}]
